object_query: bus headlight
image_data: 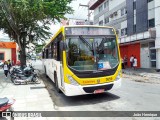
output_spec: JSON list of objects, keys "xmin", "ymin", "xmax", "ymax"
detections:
[
  {"xmin": 67, "ymin": 75, "xmax": 79, "ymax": 86},
  {"xmin": 116, "ymin": 70, "xmax": 122, "ymax": 81}
]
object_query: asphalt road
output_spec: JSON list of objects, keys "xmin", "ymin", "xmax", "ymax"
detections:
[
  {"xmin": 30, "ymin": 60, "xmax": 160, "ymax": 120},
  {"xmin": 33, "ymin": 60, "xmax": 160, "ymax": 112}
]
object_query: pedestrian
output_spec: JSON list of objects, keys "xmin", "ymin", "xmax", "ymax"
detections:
[
  {"xmin": 122, "ymin": 58, "xmax": 125, "ymax": 69},
  {"xmin": 3, "ymin": 61, "xmax": 9, "ymax": 78},
  {"xmin": 124, "ymin": 55, "xmax": 128, "ymax": 68},
  {"xmin": 7, "ymin": 59, "xmax": 12, "ymax": 74},
  {"xmin": 130, "ymin": 55, "xmax": 134, "ymax": 68},
  {"xmin": 133, "ymin": 57, "xmax": 137, "ymax": 70}
]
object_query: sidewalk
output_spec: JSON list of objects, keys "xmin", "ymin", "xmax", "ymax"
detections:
[
  {"xmin": 0, "ymin": 68, "xmax": 56, "ymax": 120},
  {"xmin": 122, "ymin": 68, "xmax": 160, "ymax": 79}
]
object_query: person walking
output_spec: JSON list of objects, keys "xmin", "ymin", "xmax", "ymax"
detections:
[
  {"xmin": 122, "ymin": 58, "xmax": 125, "ymax": 69},
  {"xmin": 3, "ymin": 61, "xmax": 9, "ymax": 78},
  {"xmin": 124, "ymin": 55, "xmax": 128, "ymax": 68},
  {"xmin": 8, "ymin": 60, "xmax": 12, "ymax": 74},
  {"xmin": 133, "ymin": 57, "xmax": 137, "ymax": 70},
  {"xmin": 130, "ymin": 55, "xmax": 134, "ymax": 68}
]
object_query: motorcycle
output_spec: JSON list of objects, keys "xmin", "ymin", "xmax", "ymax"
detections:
[
  {"xmin": 10, "ymin": 65, "xmax": 32, "ymax": 76},
  {"xmin": 10, "ymin": 64, "xmax": 41, "ymax": 85},
  {"xmin": 0, "ymin": 97, "xmax": 15, "ymax": 119},
  {"xmin": 13, "ymin": 73, "xmax": 41, "ymax": 85}
]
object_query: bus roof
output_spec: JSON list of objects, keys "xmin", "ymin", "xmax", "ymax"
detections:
[{"xmin": 44, "ymin": 25, "xmax": 115, "ymax": 49}]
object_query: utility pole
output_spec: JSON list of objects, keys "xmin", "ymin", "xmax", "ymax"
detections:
[{"xmin": 79, "ymin": 3, "xmax": 92, "ymax": 25}]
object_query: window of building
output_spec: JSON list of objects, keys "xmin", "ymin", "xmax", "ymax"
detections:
[
  {"xmin": 133, "ymin": 25, "xmax": 136, "ymax": 33},
  {"xmin": 0, "ymin": 53, "xmax": 4, "ymax": 60},
  {"xmin": 150, "ymin": 49, "xmax": 156, "ymax": 60},
  {"xmin": 121, "ymin": 28, "xmax": 127, "ymax": 36},
  {"xmin": 99, "ymin": 5, "xmax": 103, "ymax": 12},
  {"xmin": 121, "ymin": 8, "xmax": 127, "ymax": 16},
  {"xmin": 148, "ymin": 0, "xmax": 153, "ymax": 3},
  {"xmin": 125, "ymin": 28, "xmax": 127, "ymax": 35},
  {"xmin": 104, "ymin": 17, "xmax": 109, "ymax": 24},
  {"xmin": 151, "ymin": 61, "xmax": 156, "ymax": 67},
  {"xmin": 99, "ymin": 20, "xmax": 103, "ymax": 26},
  {"xmin": 104, "ymin": 2, "xmax": 107, "ymax": 8},
  {"xmin": 133, "ymin": 1, "xmax": 136, "ymax": 10},
  {"xmin": 149, "ymin": 41, "xmax": 155, "ymax": 48},
  {"xmin": 148, "ymin": 18, "xmax": 155, "ymax": 28}
]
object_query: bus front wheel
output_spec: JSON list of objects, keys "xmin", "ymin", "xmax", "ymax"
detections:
[{"xmin": 54, "ymin": 74, "xmax": 61, "ymax": 93}]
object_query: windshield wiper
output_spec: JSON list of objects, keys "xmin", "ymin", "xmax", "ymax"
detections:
[{"xmin": 79, "ymin": 36, "xmax": 92, "ymax": 50}]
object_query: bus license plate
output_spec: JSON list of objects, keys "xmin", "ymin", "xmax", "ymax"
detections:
[{"xmin": 94, "ymin": 89, "xmax": 105, "ymax": 94}]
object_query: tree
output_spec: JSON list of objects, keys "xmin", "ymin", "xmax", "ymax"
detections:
[
  {"xmin": 0, "ymin": 0, "xmax": 73, "ymax": 66},
  {"xmin": 35, "ymin": 43, "xmax": 46, "ymax": 54}
]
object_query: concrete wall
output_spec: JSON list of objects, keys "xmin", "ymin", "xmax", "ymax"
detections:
[
  {"xmin": 136, "ymin": 0, "xmax": 148, "ymax": 33},
  {"xmin": 155, "ymin": 0, "xmax": 160, "ymax": 69},
  {"xmin": 126, "ymin": 0, "xmax": 134, "ymax": 35},
  {"xmin": 148, "ymin": 0, "xmax": 155, "ymax": 20},
  {"xmin": 109, "ymin": 0, "xmax": 125, "ymax": 10}
]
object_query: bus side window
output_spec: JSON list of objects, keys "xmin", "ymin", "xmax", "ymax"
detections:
[
  {"xmin": 57, "ymin": 33, "xmax": 63, "ymax": 61},
  {"xmin": 53, "ymin": 42, "xmax": 57, "ymax": 60},
  {"xmin": 51, "ymin": 42, "xmax": 54, "ymax": 58},
  {"xmin": 57, "ymin": 41, "xmax": 60, "ymax": 61},
  {"xmin": 42, "ymin": 51, "xmax": 45, "ymax": 59},
  {"xmin": 46, "ymin": 49, "xmax": 49, "ymax": 59}
]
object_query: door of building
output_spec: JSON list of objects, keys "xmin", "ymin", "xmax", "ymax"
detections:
[{"xmin": 141, "ymin": 43, "xmax": 150, "ymax": 68}]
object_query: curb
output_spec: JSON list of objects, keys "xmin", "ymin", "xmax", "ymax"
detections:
[{"xmin": 123, "ymin": 70, "xmax": 160, "ymax": 79}]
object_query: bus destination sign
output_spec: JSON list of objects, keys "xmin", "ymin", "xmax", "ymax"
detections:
[{"xmin": 65, "ymin": 27, "xmax": 115, "ymax": 36}]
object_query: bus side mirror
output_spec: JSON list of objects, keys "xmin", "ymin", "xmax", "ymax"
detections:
[{"xmin": 60, "ymin": 41, "xmax": 66, "ymax": 51}]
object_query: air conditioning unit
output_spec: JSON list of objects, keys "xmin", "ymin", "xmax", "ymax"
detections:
[
  {"xmin": 110, "ymin": 14, "xmax": 113, "ymax": 18},
  {"xmin": 114, "ymin": 11, "xmax": 118, "ymax": 16}
]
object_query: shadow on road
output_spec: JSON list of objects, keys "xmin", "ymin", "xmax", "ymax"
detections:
[{"xmin": 41, "ymin": 74, "xmax": 120, "ymax": 107}]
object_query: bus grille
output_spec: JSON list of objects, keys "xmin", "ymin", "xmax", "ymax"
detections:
[{"xmin": 83, "ymin": 84, "xmax": 113, "ymax": 93}]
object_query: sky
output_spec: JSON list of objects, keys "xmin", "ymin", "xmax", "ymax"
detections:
[
  {"xmin": 0, "ymin": 0, "xmax": 92, "ymax": 42},
  {"xmin": 50, "ymin": 0, "xmax": 93, "ymax": 36}
]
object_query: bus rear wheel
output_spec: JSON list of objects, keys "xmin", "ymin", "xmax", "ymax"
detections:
[{"xmin": 54, "ymin": 74, "xmax": 61, "ymax": 93}]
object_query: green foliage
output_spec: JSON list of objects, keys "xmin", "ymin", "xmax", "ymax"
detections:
[
  {"xmin": 0, "ymin": 0, "xmax": 73, "ymax": 42},
  {"xmin": 35, "ymin": 43, "xmax": 46, "ymax": 54},
  {"xmin": 0, "ymin": 0, "xmax": 73, "ymax": 65}
]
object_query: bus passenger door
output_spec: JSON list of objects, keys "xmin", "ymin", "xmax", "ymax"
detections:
[{"xmin": 57, "ymin": 40, "xmax": 64, "ymax": 88}]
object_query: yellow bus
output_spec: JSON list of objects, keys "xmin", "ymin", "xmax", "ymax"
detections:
[{"xmin": 42, "ymin": 25, "xmax": 122, "ymax": 96}]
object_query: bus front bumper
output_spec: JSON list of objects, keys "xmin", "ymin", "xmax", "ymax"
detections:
[{"xmin": 63, "ymin": 78, "xmax": 121, "ymax": 96}]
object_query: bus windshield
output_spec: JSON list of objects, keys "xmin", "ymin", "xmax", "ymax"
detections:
[{"xmin": 66, "ymin": 35, "xmax": 119, "ymax": 71}]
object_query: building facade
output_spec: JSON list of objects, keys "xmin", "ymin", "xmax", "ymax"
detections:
[
  {"xmin": 0, "ymin": 42, "xmax": 18, "ymax": 65},
  {"xmin": 89, "ymin": 0, "xmax": 160, "ymax": 69},
  {"xmin": 61, "ymin": 18, "xmax": 93, "ymax": 26}
]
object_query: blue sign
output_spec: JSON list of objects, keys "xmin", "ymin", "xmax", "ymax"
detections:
[{"xmin": 98, "ymin": 63, "xmax": 103, "ymax": 69}]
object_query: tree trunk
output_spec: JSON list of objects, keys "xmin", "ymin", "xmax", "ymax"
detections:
[{"xmin": 19, "ymin": 46, "xmax": 26, "ymax": 68}]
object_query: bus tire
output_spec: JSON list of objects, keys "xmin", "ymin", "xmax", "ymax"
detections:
[
  {"xmin": 44, "ymin": 66, "xmax": 48, "ymax": 78},
  {"xmin": 54, "ymin": 73, "xmax": 61, "ymax": 93}
]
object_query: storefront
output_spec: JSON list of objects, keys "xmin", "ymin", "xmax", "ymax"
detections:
[
  {"xmin": 0, "ymin": 42, "xmax": 17, "ymax": 65},
  {"xmin": 120, "ymin": 40, "xmax": 157, "ymax": 69},
  {"xmin": 120, "ymin": 42, "xmax": 141, "ymax": 68}
]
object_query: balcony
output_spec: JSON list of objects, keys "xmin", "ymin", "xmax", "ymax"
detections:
[
  {"xmin": 119, "ymin": 28, "xmax": 156, "ymax": 44},
  {"xmin": 89, "ymin": 0, "xmax": 105, "ymax": 10}
]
